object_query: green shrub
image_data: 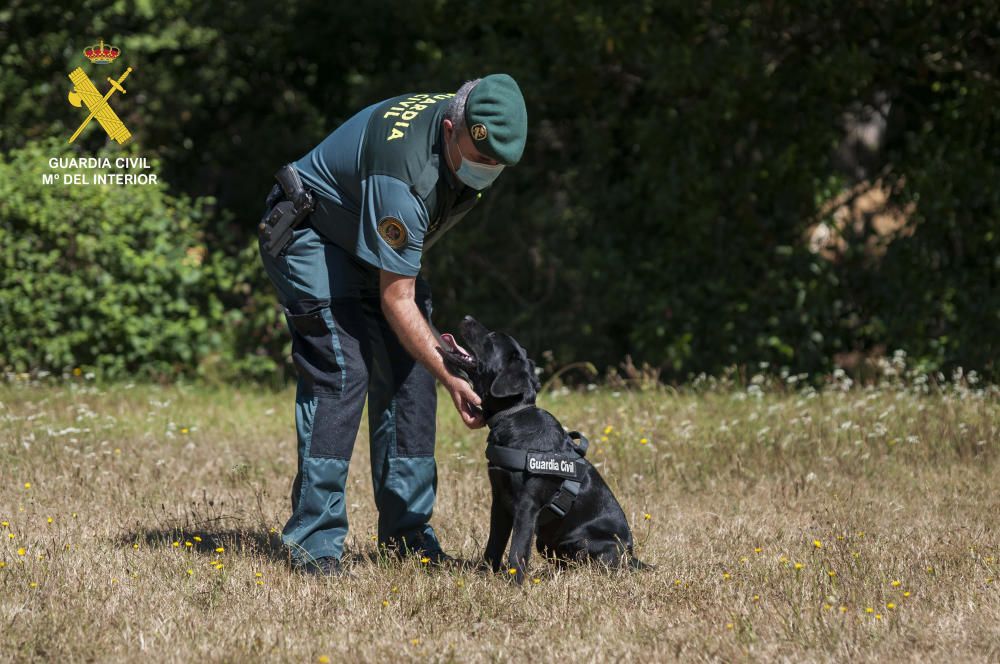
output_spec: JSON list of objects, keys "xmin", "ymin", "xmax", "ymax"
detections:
[{"xmin": 0, "ymin": 139, "xmax": 281, "ymax": 381}]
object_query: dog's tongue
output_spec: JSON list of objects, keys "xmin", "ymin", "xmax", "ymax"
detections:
[{"xmin": 439, "ymin": 333, "xmax": 471, "ymax": 358}]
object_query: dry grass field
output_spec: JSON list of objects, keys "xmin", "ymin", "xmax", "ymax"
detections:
[{"xmin": 1, "ymin": 369, "xmax": 998, "ymax": 662}]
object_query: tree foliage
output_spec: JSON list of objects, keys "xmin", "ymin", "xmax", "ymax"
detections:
[{"xmin": 1, "ymin": 1, "xmax": 997, "ymax": 381}]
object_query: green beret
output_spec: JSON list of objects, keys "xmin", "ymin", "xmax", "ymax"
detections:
[{"xmin": 464, "ymin": 73, "xmax": 527, "ymax": 165}]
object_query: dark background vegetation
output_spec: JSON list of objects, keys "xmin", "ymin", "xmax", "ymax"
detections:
[{"xmin": 1, "ymin": 0, "xmax": 997, "ymax": 383}]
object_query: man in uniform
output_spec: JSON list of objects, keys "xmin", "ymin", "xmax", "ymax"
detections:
[{"xmin": 258, "ymin": 74, "xmax": 528, "ymax": 575}]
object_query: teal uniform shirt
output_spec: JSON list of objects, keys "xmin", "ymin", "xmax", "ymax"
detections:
[{"xmin": 294, "ymin": 92, "xmax": 483, "ymax": 276}]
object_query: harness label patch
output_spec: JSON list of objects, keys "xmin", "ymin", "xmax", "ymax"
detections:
[{"xmin": 527, "ymin": 454, "xmax": 578, "ymax": 479}]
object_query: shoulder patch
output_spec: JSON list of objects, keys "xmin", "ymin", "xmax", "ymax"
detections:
[{"xmin": 377, "ymin": 216, "xmax": 408, "ymax": 249}]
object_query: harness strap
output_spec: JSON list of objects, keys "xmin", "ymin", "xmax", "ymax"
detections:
[
  {"xmin": 537, "ymin": 479, "xmax": 580, "ymax": 526},
  {"xmin": 485, "ymin": 429, "xmax": 591, "ymax": 523},
  {"xmin": 567, "ymin": 431, "xmax": 589, "ymax": 457}
]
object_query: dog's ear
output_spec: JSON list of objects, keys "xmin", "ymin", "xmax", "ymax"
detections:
[
  {"xmin": 490, "ymin": 355, "xmax": 536, "ymax": 399},
  {"xmin": 527, "ymin": 358, "xmax": 541, "ymax": 392}
]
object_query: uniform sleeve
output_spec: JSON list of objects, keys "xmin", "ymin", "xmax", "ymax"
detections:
[{"xmin": 359, "ymin": 173, "xmax": 429, "ymax": 276}]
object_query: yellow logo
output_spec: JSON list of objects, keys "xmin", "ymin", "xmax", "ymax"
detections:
[
  {"xmin": 67, "ymin": 66, "xmax": 133, "ymax": 144},
  {"xmin": 470, "ymin": 123, "xmax": 488, "ymax": 141},
  {"xmin": 377, "ymin": 217, "xmax": 408, "ymax": 249}
]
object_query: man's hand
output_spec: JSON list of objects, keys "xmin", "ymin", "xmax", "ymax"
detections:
[
  {"xmin": 379, "ymin": 270, "xmax": 485, "ymax": 429},
  {"xmin": 446, "ymin": 376, "xmax": 485, "ymax": 429}
]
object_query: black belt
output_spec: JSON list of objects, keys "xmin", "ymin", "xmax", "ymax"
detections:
[{"xmin": 486, "ymin": 431, "xmax": 590, "ymax": 525}]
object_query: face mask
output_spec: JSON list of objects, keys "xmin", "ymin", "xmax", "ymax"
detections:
[{"xmin": 447, "ymin": 132, "xmax": 505, "ymax": 190}]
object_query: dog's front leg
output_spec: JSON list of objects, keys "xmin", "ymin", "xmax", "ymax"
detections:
[
  {"xmin": 506, "ymin": 496, "xmax": 542, "ymax": 585},
  {"xmin": 484, "ymin": 500, "xmax": 513, "ymax": 573}
]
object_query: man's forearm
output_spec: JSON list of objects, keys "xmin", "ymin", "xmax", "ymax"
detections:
[{"xmin": 380, "ymin": 283, "xmax": 454, "ymax": 385}]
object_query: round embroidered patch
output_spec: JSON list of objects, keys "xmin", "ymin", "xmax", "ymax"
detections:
[
  {"xmin": 377, "ymin": 217, "xmax": 408, "ymax": 249},
  {"xmin": 470, "ymin": 123, "xmax": 488, "ymax": 141}
]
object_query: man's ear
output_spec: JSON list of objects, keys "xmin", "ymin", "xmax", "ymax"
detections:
[{"xmin": 490, "ymin": 356, "xmax": 534, "ymax": 399}]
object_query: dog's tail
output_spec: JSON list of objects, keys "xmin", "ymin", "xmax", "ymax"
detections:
[{"xmin": 628, "ymin": 555, "xmax": 655, "ymax": 571}]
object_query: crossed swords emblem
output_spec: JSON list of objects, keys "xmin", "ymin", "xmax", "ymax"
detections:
[{"xmin": 67, "ymin": 67, "xmax": 133, "ymax": 144}]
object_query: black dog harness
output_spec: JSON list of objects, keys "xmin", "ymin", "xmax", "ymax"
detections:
[{"xmin": 486, "ymin": 405, "xmax": 590, "ymax": 525}]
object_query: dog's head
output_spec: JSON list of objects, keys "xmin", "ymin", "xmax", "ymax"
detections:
[{"xmin": 438, "ymin": 316, "xmax": 541, "ymax": 414}]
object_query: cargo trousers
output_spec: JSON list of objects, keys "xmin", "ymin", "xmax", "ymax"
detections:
[{"xmin": 259, "ymin": 221, "xmax": 442, "ymax": 565}]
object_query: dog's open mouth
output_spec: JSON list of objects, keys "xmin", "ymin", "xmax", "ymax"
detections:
[{"xmin": 437, "ymin": 333, "xmax": 477, "ymax": 375}]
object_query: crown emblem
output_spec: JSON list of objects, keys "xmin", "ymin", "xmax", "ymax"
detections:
[{"xmin": 83, "ymin": 40, "xmax": 120, "ymax": 65}]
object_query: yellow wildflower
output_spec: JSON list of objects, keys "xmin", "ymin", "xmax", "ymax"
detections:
[
  {"xmin": 794, "ymin": 562, "xmax": 804, "ymax": 570},
  {"xmin": 813, "ymin": 539, "xmax": 822, "ymax": 549},
  {"xmin": 725, "ymin": 623, "xmax": 734, "ymax": 630},
  {"xmin": 46, "ymin": 517, "xmax": 53, "ymax": 524},
  {"xmin": 508, "ymin": 568, "xmax": 518, "ymax": 575},
  {"xmin": 639, "ymin": 438, "xmax": 648, "ymax": 445},
  {"xmin": 644, "ymin": 513, "xmax": 651, "ymax": 520},
  {"xmin": 215, "ymin": 547, "xmax": 225, "ymax": 553},
  {"xmin": 193, "ymin": 536, "xmax": 202, "ymax": 542},
  {"xmin": 722, "ymin": 572, "xmax": 731, "ymax": 580},
  {"xmin": 185, "ymin": 541, "xmax": 193, "ymax": 548},
  {"xmin": 603, "ymin": 425, "xmax": 613, "ymax": 435},
  {"xmin": 420, "ymin": 557, "xmax": 430, "ymax": 565},
  {"xmin": 532, "ymin": 578, "xmax": 540, "ymax": 585},
  {"xmin": 752, "ymin": 594, "xmax": 759, "ymax": 602},
  {"xmin": 839, "ymin": 606, "xmax": 847, "ymax": 613},
  {"xmin": 903, "ymin": 591, "xmax": 911, "ymax": 598},
  {"xmin": 891, "ymin": 580, "xmax": 901, "ymax": 587},
  {"xmin": 29, "ymin": 582, "xmax": 37, "ymax": 588},
  {"xmin": 172, "ymin": 541, "xmax": 180, "ymax": 548},
  {"xmin": 828, "ymin": 570, "xmax": 837, "ymax": 577},
  {"xmin": 0, "ymin": 561, "xmax": 5, "ymax": 569},
  {"xmin": 382, "ymin": 600, "xmax": 389, "ymax": 607},
  {"xmin": 865, "ymin": 607, "xmax": 874, "ymax": 614},
  {"xmin": 886, "ymin": 603, "xmax": 896, "ymax": 610},
  {"xmin": 23, "ymin": 483, "xmax": 31, "ymax": 490},
  {"xmin": 255, "ymin": 572, "xmax": 263, "ymax": 578},
  {"xmin": 318, "ymin": 657, "xmax": 330, "ymax": 664},
  {"xmin": 754, "ymin": 547, "xmax": 762, "ymax": 554},
  {"xmin": 186, "ymin": 569, "xmax": 193, "ymax": 575},
  {"xmin": 17, "ymin": 548, "xmax": 26, "ymax": 556},
  {"xmin": 410, "ymin": 639, "xmax": 420, "ymax": 646}
]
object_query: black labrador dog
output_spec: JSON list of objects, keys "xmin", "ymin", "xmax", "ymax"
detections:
[{"xmin": 438, "ymin": 316, "xmax": 647, "ymax": 583}]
